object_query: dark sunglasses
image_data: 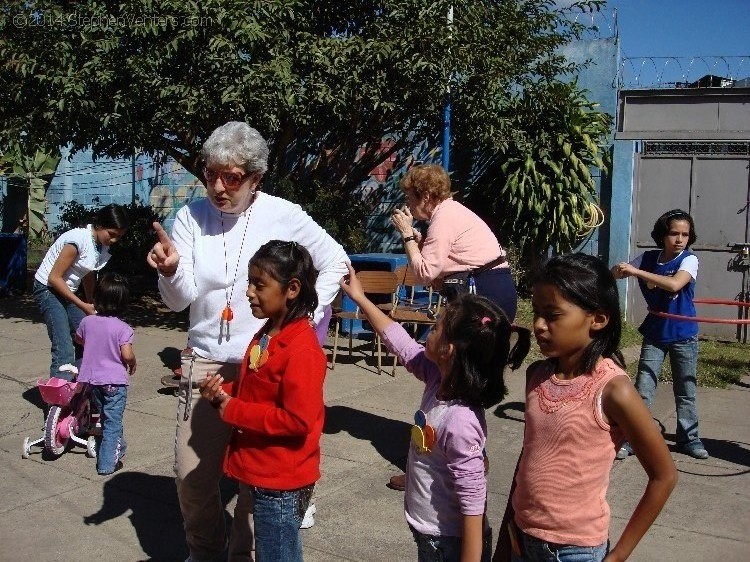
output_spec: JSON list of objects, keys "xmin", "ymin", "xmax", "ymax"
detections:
[{"xmin": 203, "ymin": 167, "xmax": 252, "ymax": 189}]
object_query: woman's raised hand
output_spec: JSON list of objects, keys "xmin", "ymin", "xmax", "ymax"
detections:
[
  {"xmin": 391, "ymin": 206, "xmax": 414, "ymax": 238},
  {"xmin": 146, "ymin": 222, "xmax": 180, "ymax": 276}
]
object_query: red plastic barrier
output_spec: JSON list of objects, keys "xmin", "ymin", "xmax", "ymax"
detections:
[{"xmin": 648, "ymin": 299, "xmax": 750, "ymax": 324}]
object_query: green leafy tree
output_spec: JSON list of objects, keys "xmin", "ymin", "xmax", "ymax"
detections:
[
  {"xmin": 0, "ymin": 142, "xmax": 60, "ymax": 238},
  {"xmin": 456, "ymin": 82, "xmax": 612, "ymax": 268},
  {"xmin": 1, "ymin": 0, "xmax": 605, "ymax": 250}
]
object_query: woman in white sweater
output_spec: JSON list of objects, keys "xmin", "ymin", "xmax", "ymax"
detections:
[{"xmin": 146, "ymin": 121, "xmax": 347, "ymax": 562}]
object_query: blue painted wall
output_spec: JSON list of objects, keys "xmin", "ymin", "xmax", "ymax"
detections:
[
  {"xmin": 46, "ymin": 147, "xmax": 203, "ymax": 234},
  {"xmin": 559, "ymin": 36, "xmax": 621, "ymax": 261}
]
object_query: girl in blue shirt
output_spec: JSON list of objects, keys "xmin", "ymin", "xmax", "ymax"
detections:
[{"xmin": 612, "ymin": 209, "xmax": 708, "ymax": 460}]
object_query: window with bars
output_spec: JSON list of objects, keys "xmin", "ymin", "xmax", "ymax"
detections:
[{"xmin": 642, "ymin": 141, "xmax": 750, "ymax": 156}]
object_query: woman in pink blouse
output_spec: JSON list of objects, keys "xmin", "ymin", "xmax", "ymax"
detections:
[
  {"xmin": 387, "ymin": 163, "xmax": 518, "ymax": 492},
  {"xmin": 391, "ymin": 163, "xmax": 517, "ymax": 321}
]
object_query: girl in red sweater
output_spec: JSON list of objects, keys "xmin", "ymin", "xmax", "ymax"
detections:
[{"xmin": 200, "ymin": 240, "xmax": 326, "ymax": 562}]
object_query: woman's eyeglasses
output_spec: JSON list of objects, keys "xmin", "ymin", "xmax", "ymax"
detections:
[{"xmin": 203, "ymin": 167, "xmax": 251, "ymax": 189}]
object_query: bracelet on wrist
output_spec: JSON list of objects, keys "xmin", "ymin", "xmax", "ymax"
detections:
[{"xmin": 402, "ymin": 235, "xmax": 416, "ymax": 244}]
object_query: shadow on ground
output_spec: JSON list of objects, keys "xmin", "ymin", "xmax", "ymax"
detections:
[
  {"xmin": 82, "ymin": 471, "xmax": 240, "ymax": 561},
  {"xmin": 493, "ymin": 400, "xmax": 525, "ymax": 423},
  {"xmin": 0, "ymin": 290, "xmax": 188, "ymax": 331},
  {"xmin": 663, "ymin": 433, "xmax": 750, "ymax": 469},
  {"xmin": 157, "ymin": 346, "xmax": 183, "ymax": 371},
  {"xmin": 324, "ymin": 404, "xmax": 411, "ymax": 470}
]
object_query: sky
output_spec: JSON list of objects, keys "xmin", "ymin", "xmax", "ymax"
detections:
[{"xmin": 606, "ymin": 0, "xmax": 749, "ymax": 59}]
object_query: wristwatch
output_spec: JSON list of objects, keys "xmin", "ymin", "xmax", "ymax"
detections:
[{"xmin": 402, "ymin": 235, "xmax": 416, "ymax": 244}]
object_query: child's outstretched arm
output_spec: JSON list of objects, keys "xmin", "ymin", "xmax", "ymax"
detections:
[
  {"xmin": 338, "ymin": 263, "xmax": 395, "ymax": 337},
  {"xmin": 612, "ymin": 262, "xmax": 692, "ymax": 294},
  {"xmin": 602, "ymin": 376, "xmax": 678, "ymax": 562}
]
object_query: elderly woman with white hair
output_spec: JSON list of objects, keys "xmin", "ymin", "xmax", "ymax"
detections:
[{"xmin": 147, "ymin": 121, "xmax": 348, "ymax": 562}]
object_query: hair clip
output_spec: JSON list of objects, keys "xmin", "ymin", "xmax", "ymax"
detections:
[
  {"xmin": 662, "ymin": 209, "xmax": 688, "ymax": 220},
  {"xmin": 481, "ymin": 316, "xmax": 491, "ymax": 325}
]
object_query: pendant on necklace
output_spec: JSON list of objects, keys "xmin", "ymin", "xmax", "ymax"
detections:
[
  {"xmin": 221, "ymin": 305, "xmax": 234, "ymax": 340},
  {"xmin": 222, "ymin": 305, "xmax": 234, "ymax": 322}
]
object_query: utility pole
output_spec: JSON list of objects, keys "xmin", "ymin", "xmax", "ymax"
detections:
[{"xmin": 442, "ymin": 5, "xmax": 453, "ymax": 172}]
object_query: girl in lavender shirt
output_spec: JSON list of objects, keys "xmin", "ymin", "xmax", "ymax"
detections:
[
  {"xmin": 339, "ymin": 264, "xmax": 530, "ymax": 562},
  {"xmin": 75, "ymin": 273, "xmax": 136, "ymax": 475}
]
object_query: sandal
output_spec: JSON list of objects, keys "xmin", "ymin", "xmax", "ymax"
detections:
[{"xmin": 387, "ymin": 473, "xmax": 406, "ymax": 491}]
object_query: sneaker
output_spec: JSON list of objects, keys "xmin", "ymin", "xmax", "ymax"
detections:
[
  {"xmin": 300, "ymin": 503, "xmax": 316, "ymax": 529},
  {"xmin": 615, "ymin": 442, "xmax": 633, "ymax": 460},
  {"xmin": 678, "ymin": 444, "xmax": 709, "ymax": 459}
]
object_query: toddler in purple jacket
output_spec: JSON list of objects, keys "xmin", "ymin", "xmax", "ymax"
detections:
[
  {"xmin": 340, "ymin": 264, "xmax": 529, "ymax": 562},
  {"xmin": 75, "ymin": 273, "xmax": 136, "ymax": 475}
]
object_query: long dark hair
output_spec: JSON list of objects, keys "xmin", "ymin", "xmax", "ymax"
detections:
[
  {"xmin": 439, "ymin": 295, "xmax": 531, "ymax": 409},
  {"xmin": 532, "ymin": 253, "xmax": 624, "ymax": 374},
  {"xmin": 92, "ymin": 204, "xmax": 131, "ymax": 231},
  {"xmin": 249, "ymin": 240, "xmax": 319, "ymax": 326},
  {"xmin": 93, "ymin": 272, "xmax": 130, "ymax": 317},
  {"xmin": 650, "ymin": 208, "xmax": 697, "ymax": 248}
]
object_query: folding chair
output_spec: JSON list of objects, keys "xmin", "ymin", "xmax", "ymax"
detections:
[
  {"xmin": 384, "ymin": 265, "xmax": 443, "ymax": 375},
  {"xmin": 331, "ymin": 270, "xmax": 399, "ymax": 375}
]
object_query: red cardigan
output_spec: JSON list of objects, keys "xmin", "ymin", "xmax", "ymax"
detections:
[{"xmin": 222, "ymin": 317, "xmax": 327, "ymax": 490}]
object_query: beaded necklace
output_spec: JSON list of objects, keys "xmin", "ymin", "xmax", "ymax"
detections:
[{"xmin": 219, "ymin": 196, "xmax": 255, "ymax": 341}]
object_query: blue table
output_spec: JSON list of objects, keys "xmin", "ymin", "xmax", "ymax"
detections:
[{"xmin": 343, "ymin": 253, "xmax": 409, "ymax": 337}]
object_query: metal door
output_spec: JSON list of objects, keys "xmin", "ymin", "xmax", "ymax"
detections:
[{"xmin": 628, "ymin": 148, "xmax": 750, "ymax": 339}]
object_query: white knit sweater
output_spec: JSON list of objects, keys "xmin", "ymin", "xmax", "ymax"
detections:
[{"xmin": 158, "ymin": 194, "xmax": 348, "ymax": 363}]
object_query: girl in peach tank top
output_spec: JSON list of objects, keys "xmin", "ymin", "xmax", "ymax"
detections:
[{"xmin": 493, "ymin": 254, "xmax": 677, "ymax": 562}]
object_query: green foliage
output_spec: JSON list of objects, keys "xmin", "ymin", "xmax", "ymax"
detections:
[
  {"xmin": 269, "ymin": 177, "xmax": 373, "ymax": 253},
  {"xmin": 53, "ymin": 201, "xmax": 164, "ymax": 276},
  {"xmin": 457, "ymin": 82, "xmax": 612, "ymax": 265},
  {"xmin": 0, "ymin": 142, "xmax": 60, "ymax": 238},
  {"xmin": 624, "ymin": 338, "xmax": 749, "ymax": 389},
  {"xmin": 1, "ymin": 0, "xmax": 604, "ymax": 215}
]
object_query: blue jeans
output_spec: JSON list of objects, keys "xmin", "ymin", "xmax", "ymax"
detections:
[
  {"xmin": 410, "ymin": 525, "xmax": 492, "ymax": 562},
  {"xmin": 251, "ymin": 484, "xmax": 314, "ymax": 562},
  {"xmin": 511, "ymin": 531, "xmax": 609, "ymax": 562},
  {"xmin": 33, "ymin": 280, "xmax": 86, "ymax": 380},
  {"xmin": 635, "ymin": 336, "xmax": 702, "ymax": 447},
  {"xmin": 91, "ymin": 384, "xmax": 127, "ymax": 474}
]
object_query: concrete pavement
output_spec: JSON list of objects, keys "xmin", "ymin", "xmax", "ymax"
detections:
[{"xmin": 0, "ymin": 294, "xmax": 748, "ymax": 561}]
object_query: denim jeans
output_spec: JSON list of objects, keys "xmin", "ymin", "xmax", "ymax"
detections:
[
  {"xmin": 474, "ymin": 269, "xmax": 518, "ymax": 322},
  {"xmin": 511, "ymin": 531, "xmax": 609, "ymax": 562},
  {"xmin": 91, "ymin": 384, "xmax": 127, "ymax": 474},
  {"xmin": 410, "ymin": 525, "xmax": 492, "ymax": 562},
  {"xmin": 33, "ymin": 280, "xmax": 86, "ymax": 380},
  {"xmin": 635, "ymin": 335, "xmax": 702, "ymax": 447},
  {"xmin": 250, "ymin": 484, "xmax": 313, "ymax": 562}
]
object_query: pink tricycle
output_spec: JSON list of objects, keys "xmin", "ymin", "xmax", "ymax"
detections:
[{"xmin": 22, "ymin": 365, "xmax": 99, "ymax": 459}]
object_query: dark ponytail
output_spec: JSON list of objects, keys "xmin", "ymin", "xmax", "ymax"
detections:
[{"xmin": 440, "ymin": 295, "xmax": 530, "ymax": 409}]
